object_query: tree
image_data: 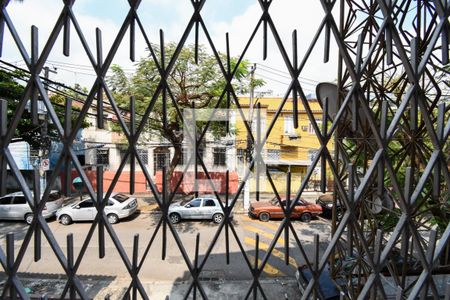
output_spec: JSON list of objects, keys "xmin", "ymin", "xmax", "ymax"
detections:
[
  {"xmin": 0, "ymin": 69, "xmax": 89, "ymax": 151},
  {"xmin": 108, "ymin": 43, "xmax": 259, "ymax": 189}
]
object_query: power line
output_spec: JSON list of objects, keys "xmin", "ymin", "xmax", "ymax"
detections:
[
  {"xmin": 256, "ymin": 68, "xmax": 318, "ymax": 88},
  {"xmin": 46, "ymin": 60, "xmax": 137, "ymax": 72},
  {"xmin": 256, "ymin": 73, "xmax": 315, "ymax": 93},
  {"xmin": 255, "ymin": 63, "xmax": 321, "ymax": 84}
]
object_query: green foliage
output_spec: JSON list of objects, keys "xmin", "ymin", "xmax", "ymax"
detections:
[
  {"xmin": 0, "ymin": 69, "xmax": 89, "ymax": 150},
  {"xmin": 107, "ymin": 43, "xmax": 260, "ymax": 181},
  {"xmin": 108, "ymin": 43, "xmax": 258, "ymax": 135},
  {"xmin": 375, "ymin": 208, "xmax": 401, "ymax": 232}
]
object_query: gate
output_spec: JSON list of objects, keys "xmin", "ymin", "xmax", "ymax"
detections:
[{"xmin": 0, "ymin": 0, "xmax": 449, "ymax": 299}]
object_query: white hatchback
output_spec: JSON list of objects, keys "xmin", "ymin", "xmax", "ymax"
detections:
[
  {"xmin": 168, "ymin": 196, "xmax": 232, "ymax": 224},
  {"xmin": 56, "ymin": 193, "xmax": 138, "ymax": 225},
  {"xmin": 0, "ymin": 191, "xmax": 65, "ymax": 224}
]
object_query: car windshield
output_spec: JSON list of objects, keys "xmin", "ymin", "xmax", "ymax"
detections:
[
  {"xmin": 112, "ymin": 193, "xmax": 129, "ymax": 203},
  {"xmin": 270, "ymin": 198, "xmax": 279, "ymax": 206},
  {"xmin": 48, "ymin": 192, "xmax": 62, "ymax": 202}
]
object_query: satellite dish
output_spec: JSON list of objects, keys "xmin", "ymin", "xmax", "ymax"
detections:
[
  {"xmin": 316, "ymin": 82, "xmax": 370, "ymax": 138},
  {"xmin": 316, "ymin": 82, "xmax": 340, "ymax": 121},
  {"xmin": 370, "ymin": 196, "xmax": 383, "ymax": 214},
  {"xmin": 72, "ymin": 177, "xmax": 83, "ymax": 192}
]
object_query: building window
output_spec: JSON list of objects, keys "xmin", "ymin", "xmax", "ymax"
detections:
[
  {"xmin": 213, "ymin": 147, "xmax": 226, "ymax": 166},
  {"xmin": 177, "ymin": 148, "xmax": 186, "ymax": 165},
  {"xmin": 237, "ymin": 148, "xmax": 245, "ymax": 162},
  {"xmin": 267, "ymin": 149, "xmax": 280, "ymax": 160},
  {"xmin": 308, "ymin": 150, "xmax": 319, "ymax": 161},
  {"xmin": 177, "ymin": 148, "xmax": 204, "ymax": 165},
  {"xmin": 96, "ymin": 149, "xmax": 109, "ymax": 165},
  {"xmin": 119, "ymin": 148, "xmax": 129, "ymax": 162},
  {"xmin": 308, "ymin": 119, "xmax": 322, "ymax": 134},
  {"xmin": 196, "ymin": 147, "xmax": 204, "ymax": 165},
  {"xmin": 251, "ymin": 115, "xmax": 266, "ymax": 135},
  {"xmin": 284, "ymin": 116, "xmax": 295, "ymax": 135},
  {"xmin": 137, "ymin": 149, "xmax": 148, "ymax": 165},
  {"xmin": 153, "ymin": 150, "xmax": 170, "ymax": 174},
  {"xmin": 77, "ymin": 154, "xmax": 85, "ymax": 166}
]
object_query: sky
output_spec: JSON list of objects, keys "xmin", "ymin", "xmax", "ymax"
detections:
[{"xmin": 2, "ymin": 0, "xmax": 340, "ymax": 97}]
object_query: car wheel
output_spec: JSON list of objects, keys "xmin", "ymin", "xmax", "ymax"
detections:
[
  {"xmin": 213, "ymin": 213, "xmax": 224, "ymax": 224},
  {"xmin": 259, "ymin": 212, "xmax": 270, "ymax": 222},
  {"xmin": 25, "ymin": 213, "xmax": 33, "ymax": 225},
  {"xmin": 170, "ymin": 213, "xmax": 181, "ymax": 224},
  {"xmin": 107, "ymin": 213, "xmax": 119, "ymax": 224},
  {"xmin": 300, "ymin": 213, "xmax": 312, "ymax": 223},
  {"xmin": 60, "ymin": 214, "xmax": 72, "ymax": 225}
]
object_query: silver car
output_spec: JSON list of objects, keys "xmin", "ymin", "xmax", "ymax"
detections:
[
  {"xmin": 56, "ymin": 193, "xmax": 138, "ymax": 225},
  {"xmin": 0, "ymin": 191, "xmax": 65, "ymax": 224},
  {"xmin": 168, "ymin": 196, "xmax": 231, "ymax": 224}
]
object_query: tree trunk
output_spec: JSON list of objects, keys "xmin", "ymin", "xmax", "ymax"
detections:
[{"xmin": 167, "ymin": 145, "xmax": 182, "ymax": 193}]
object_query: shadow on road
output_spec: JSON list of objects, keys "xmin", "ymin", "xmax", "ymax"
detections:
[
  {"xmin": 0, "ymin": 272, "xmax": 117, "ymax": 299},
  {"xmin": 172, "ymin": 218, "xmax": 239, "ymax": 234},
  {"xmin": 0, "ymin": 220, "xmax": 59, "ymax": 241}
]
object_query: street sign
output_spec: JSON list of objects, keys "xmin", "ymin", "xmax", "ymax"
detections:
[
  {"xmin": 40, "ymin": 158, "xmax": 50, "ymax": 171},
  {"xmin": 72, "ymin": 177, "xmax": 83, "ymax": 192}
]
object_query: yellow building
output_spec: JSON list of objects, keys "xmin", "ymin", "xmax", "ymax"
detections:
[{"xmin": 235, "ymin": 96, "xmax": 333, "ymax": 193}]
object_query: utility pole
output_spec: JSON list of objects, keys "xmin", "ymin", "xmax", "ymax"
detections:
[
  {"xmin": 38, "ymin": 66, "xmax": 57, "ymax": 193},
  {"xmin": 243, "ymin": 63, "xmax": 256, "ymax": 210}
]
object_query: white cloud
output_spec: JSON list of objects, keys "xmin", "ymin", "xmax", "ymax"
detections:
[
  {"xmin": 207, "ymin": 0, "xmax": 340, "ymax": 96},
  {"xmin": 2, "ymin": 1, "xmax": 340, "ymax": 96}
]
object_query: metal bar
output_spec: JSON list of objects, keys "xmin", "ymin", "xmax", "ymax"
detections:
[
  {"xmin": 31, "ymin": 25, "xmax": 38, "ymax": 125},
  {"xmin": 67, "ymin": 233, "xmax": 76, "ymax": 300},
  {"xmin": 7, "ymin": 233, "xmax": 16, "ymax": 300},
  {"xmin": 162, "ymin": 167, "xmax": 167, "ymax": 260},
  {"xmin": 63, "ymin": 2, "xmax": 71, "ymax": 57},
  {"xmin": 132, "ymin": 234, "xmax": 139, "ymax": 300},
  {"xmin": 64, "ymin": 97, "xmax": 72, "ymax": 197},
  {"xmin": 0, "ymin": 99, "xmax": 7, "ymax": 196},
  {"xmin": 225, "ymin": 170, "xmax": 230, "ymax": 264},
  {"xmin": 130, "ymin": 13, "xmax": 135, "ymax": 62},
  {"xmin": 321, "ymin": 96, "xmax": 328, "ymax": 193},
  {"xmin": 292, "ymin": 29, "xmax": 298, "ymax": 128},
  {"xmin": 96, "ymin": 28, "xmax": 104, "ymax": 129},
  {"xmin": 0, "ymin": 1, "xmax": 5, "ymax": 57},
  {"xmin": 130, "ymin": 96, "xmax": 135, "ymax": 195},
  {"xmin": 285, "ymin": 172, "xmax": 290, "ymax": 266},
  {"xmin": 160, "ymin": 30, "xmax": 167, "ymax": 131},
  {"xmin": 33, "ymin": 169, "xmax": 41, "ymax": 262},
  {"xmin": 98, "ymin": 166, "xmax": 105, "ymax": 259}
]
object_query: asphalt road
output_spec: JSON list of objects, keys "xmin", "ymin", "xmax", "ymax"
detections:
[{"xmin": 0, "ymin": 212, "xmax": 331, "ymax": 299}]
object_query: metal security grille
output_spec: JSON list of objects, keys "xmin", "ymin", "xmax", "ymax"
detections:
[{"xmin": 0, "ymin": 0, "xmax": 449, "ymax": 299}]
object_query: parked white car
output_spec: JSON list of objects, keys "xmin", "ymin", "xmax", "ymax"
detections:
[
  {"xmin": 56, "ymin": 193, "xmax": 138, "ymax": 225},
  {"xmin": 0, "ymin": 191, "xmax": 64, "ymax": 224},
  {"xmin": 168, "ymin": 196, "xmax": 232, "ymax": 224}
]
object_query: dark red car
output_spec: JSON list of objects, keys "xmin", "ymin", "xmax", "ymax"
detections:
[{"xmin": 248, "ymin": 196, "xmax": 323, "ymax": 222}]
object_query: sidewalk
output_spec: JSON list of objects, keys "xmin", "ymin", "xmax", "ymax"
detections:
[{"xmin": 1, "ymin": 273, "xmax": 302, "ymax": 299}]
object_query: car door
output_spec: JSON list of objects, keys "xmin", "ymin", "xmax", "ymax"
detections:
[
  {"xmin": 0, "ymin": 196, "xmax": 14, "ymax": 220},
  {"xmin": 292, "ymin": 199, "xmax": 307, "ymax": 218},
  {"xmin": 272, "ymin": 200, "xmax": 286, "ymax": 218},
  {"xmin": 200, "ymin": 198, "xmax": 217, "ymax": 219},
  {"xmin": 73, "ymin": 199, "xmax": 95, "ymax": 221},
  {"xmin": 10, "ymin": 195, "xmax": 30, "ymax": 220},
  {"xmin": 184, "ymin": 198, "xmax": 202, "ymax": 219}
]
